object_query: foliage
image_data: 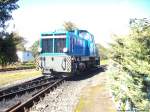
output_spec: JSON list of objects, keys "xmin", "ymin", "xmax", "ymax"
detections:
[
  {"xmin": 109, "ymin": 18, "xmax": 150, "ymax": 110},
  {"xmin": 30, "ymin": 40, "xmax": 40, "ymax": 70},
  {"xmin": 30, "ymin": 40, "xmax": 39, "ymax": 58},
  {"xmin": 96, "ymin": 43, "xmax": 108, "ymax": 60},
  {"xmin": 63, "ymin": 21, "xmax": 77, "ymax": 31},
  {"xmin": 13, "ymin": 32, "xmax": 26, "ymax": 51},
  {"xmin": 0, "ymin": 32, "xmax": 25, "ymax": 67},
  {"xmin": 0, "ymin": 0, "xmax": 20, "ymax": 67},
  {"xmin": 0, "ymin": 32, "xmax": 17, "ymax": 66},
  {"xmin": 0, "ymin": 0, "xmax": 19, "ymax": 30}
]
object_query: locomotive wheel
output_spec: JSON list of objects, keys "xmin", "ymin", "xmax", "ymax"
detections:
[{"xmin": 72, "ymin": 63, "xmax": 77, "ymax": 74}]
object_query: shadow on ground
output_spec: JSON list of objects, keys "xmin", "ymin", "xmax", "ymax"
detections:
[{"xmin": 66, "ymin": 65, "xmax": 107, "ymax": 81}]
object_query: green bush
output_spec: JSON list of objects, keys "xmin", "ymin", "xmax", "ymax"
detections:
[{"xmin": 109, "ymin": 18, "xmax": 150, "ymax": 111}]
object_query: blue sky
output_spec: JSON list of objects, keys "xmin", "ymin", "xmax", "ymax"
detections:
[{"xmin": 10, "ymin": 0, "xmax": 150, "ymax": 48}]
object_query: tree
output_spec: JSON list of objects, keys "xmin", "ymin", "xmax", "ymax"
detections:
[
  {"xmin": 109, "ymin": 18, "xmax": 150, "ymax": 110},
  {"xmin": 12, "ymin": 32, "xmax": 26, "ymax": 51},
  {"xmin": 0, "ymin": 0, "xmax": 20, "ymax": 67},
  {"xmin": 63, "ymin": 21, "xmax": 77, "ymax": 31},
  {"xmin": 96, "ymin": 44, "xmax": 108, "ymax": 60},
  {"xmin": 0, "ymin": 0, "xmax": 19, "ymax": 30},
  {"xmin": 0, "ymin": 32, "xmax": 26, "ymax": 67},
  {"xmin": 30, "ymin": 40, "xmax": 39, "ymax": 58},
  {"xmin": 0, "ymin": 32, "xmax": 18, "ymax": 67}
]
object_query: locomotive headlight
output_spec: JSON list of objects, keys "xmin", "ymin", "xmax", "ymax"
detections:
[
  {"xmin": 63, "ymin": 48, "xmax": 68, "ymax": 53},
  {"xmin": 38, "ymin": 47, "xmax": 42, "ymax": 52}
]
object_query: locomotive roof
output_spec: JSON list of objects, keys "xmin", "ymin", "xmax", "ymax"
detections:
[
  {"xmin": 41, "ymin": 29, "xmax": 89, "ymax": 36},
  {"xmin": 41, "ymin": 33, "xmax": 66, "ymax": 36}
]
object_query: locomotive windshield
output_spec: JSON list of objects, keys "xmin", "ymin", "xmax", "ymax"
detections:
[
  {"xmin": 42, "ymin": 38, "xmax": 53, "ymax": 53},
  {"xmin": 54, "ymin": 38, "xmax": 66, "ymax": 53},
  {"xmin": 41, "ymin": 34, "xmax": 66, "ymax": 53}
]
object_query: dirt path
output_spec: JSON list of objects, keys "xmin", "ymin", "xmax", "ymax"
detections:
[{"xmin": 75, "ymin": 73, "xmax": 116, "ymax": 112}]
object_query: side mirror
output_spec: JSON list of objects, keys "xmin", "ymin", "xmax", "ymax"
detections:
[
  {"xmin": 38, "ymin": 47, "xmax": 42, "ymax": 53},
  {"xmin": 63, "ymin": 48, "xmax": 68, "ymax": 53}
]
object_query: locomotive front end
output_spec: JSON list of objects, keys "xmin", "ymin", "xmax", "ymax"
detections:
[{"xmin": 39, "ymin": 32, "xmax": 72, "ymax": 76}]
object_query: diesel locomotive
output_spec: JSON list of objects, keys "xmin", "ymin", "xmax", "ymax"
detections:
[{"xmin": 39, "ymin": 29, "xmax": 100, "ymax": 77}]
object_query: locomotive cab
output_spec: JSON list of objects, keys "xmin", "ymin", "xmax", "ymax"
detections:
[{"xmin": 39, "ymin": 32, "xmax": 72, "ymax": 76}]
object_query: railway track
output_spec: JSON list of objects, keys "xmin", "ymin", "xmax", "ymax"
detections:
[
  {"xmin": 0, "ymin": 66, "xmax": 103, "ymax": 112},
  {"xmin": 0, "ymin": 76, "xmax": 55, "ymax": 100},
  {"xmin": 0, "ymin": 76, "xmax": 48, "ymax": 95},
  {"xmin": 0, "ymin": 76, "xmax": 65, "ymax": 112}
]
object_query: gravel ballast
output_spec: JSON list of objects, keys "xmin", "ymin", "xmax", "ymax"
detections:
[
  {"xmin": 30, "ymin": 80, "xmax": 85, "ymax": 112},
  {"xmin": 30, "ymin": 68, "xmax": 115, "ymax": 112}
]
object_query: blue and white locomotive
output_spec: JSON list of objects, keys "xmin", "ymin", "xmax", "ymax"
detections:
[{"xmin": 39, "ymin": 29, "xmax": 100, "ymax": 77}]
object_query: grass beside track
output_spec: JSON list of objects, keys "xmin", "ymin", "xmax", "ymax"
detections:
[
  {"xmin": 0, "ymin": 62, "xmax": 36, "ymax": 71},
  {"xmin": 75, "ymin": 85, "xmax": 116, "ymax": 112},
  {"xmin": 101, "ymin": 59, "xmax": 108, "ymax": 65},
  {"xmin": 75, "ymin": 73, "xmax": 116, "ymax": 112},
  {"xmin": 0, "ymin": 70, "xmax": 42, "ymax": 87}
]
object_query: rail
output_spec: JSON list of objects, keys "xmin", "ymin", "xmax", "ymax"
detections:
[{"xmin": 9, "ymin": 78, "xmax": 65, "ymax": 112}]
